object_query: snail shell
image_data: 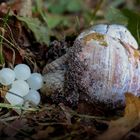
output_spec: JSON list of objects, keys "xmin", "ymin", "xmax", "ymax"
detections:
[
  {"xmin": 42, "ymin": 24, "xmax": 140, "ymax": 109},
  {"xmin": 78, "ymin": 24, "xmax": 138, "ymax": 49}
]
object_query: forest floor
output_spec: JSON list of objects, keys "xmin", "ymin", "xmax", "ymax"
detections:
[{"xmin": 0, "ymin": 0, "xmax": 140, "ymax": 140}]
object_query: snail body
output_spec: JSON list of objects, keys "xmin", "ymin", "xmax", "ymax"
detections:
[{"xmin": 42, "ymin": 24, "xmax": 140, "ymax": 109}]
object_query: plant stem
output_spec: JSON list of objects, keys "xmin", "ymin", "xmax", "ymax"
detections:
[{"xmin": 91, "ymin": 0, "xmax": 105, "ymax": 23}]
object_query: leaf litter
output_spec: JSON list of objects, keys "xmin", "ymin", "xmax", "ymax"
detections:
[{"xmin": 0, "ymin": 0, "xmax": 139, "ymax": 140}]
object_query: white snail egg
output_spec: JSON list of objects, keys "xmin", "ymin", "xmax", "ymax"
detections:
[
  {"xmin": 27, "ymin": 73, "xmax": 43, "ymax": 90},
  {"xmin": 5, "ymin": 88, "xmax": 24, "ymax": 105},
  {"xmin": 12, "ymin": 80, "xmax": 29, "ymax": 96},
  {"xmin": 0, "ymin": 68, "xmax": 15, "ymax": 85},
  {"xmin": 14, "ymin": 64, "xmax": 31, "ymax": 80},
  {"xmin": 24, "ymin": 90, "xmax": 41, "ymax": 105}
]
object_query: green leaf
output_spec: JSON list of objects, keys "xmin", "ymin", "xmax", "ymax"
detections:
[
  {"xmin": 47, "ymin": 0, "xmax": 68, "ymax": 14},
  {"xmin": 17, "ymin": 16, "xmax": 49, "ymax": 44},
  {"xmin": 46, "ymin": 15, "xmax": 63, "ymax": 29},
  {"xmin": 46, "ymin": 14, "xmax": 72, "ymax": 29},
  {"xmin": 67, "ymin": 0, "xmax": 83, "ymax": 12},
  {"xmin": 105, "ymin": 7, "xmax": 128, "ymax": 25},
  {"xmin": 34, "ymin": 0, "xmax": 47, "ymax": 24},
  {"xmin": 122, "ymin": 9, "xmax": 140, "ymax": 45},
  {"xmin": 47, "ymin": 0, "xmax": 85, "ymax": 14},
  {"xmin": 110, "ymin": 0, "xmax": 125, "ymax": 7}
]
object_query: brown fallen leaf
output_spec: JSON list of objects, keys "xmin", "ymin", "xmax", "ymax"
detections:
[
  {"xmin": 4, "ymin": 118, "xmax": 27, "ymax": 137},
  {"xmin": 3, "ymin": 46, "xmax": 23, "ymax": 65},
  {"xmin": 96, "ymin": 93, "xmax": 140, "ymax": 140},
  {"xmin": 31, "ymin": 126, "xmax": 54, "ymax": 140}
]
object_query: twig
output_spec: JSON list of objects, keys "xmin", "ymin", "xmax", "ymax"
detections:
[{"xmin": 0, "ymin": 103, "xmax": 38, "ymax": 111}]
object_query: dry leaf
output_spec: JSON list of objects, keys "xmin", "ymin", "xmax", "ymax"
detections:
[
  {"xmin": 3, "ymin": 47, "xmax": 23, "ymax": 65},
  {"xmin": 4, "ymin": 119, "xmax": 27, "ymax": 137},
  {"xmin": 32, "ymin": 126, "xmax": 54, "ymax": 140},
  {"xmin": 96, "ymin": 93, "xmax": 140, "ymax": 140}
]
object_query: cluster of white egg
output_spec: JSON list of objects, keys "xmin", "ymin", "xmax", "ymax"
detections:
[{"xmin": 0, "ymin": 64, "xmax": 43, "ymax": 106}]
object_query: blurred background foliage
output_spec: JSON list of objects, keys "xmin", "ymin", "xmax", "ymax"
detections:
[{"xmin": 31, "ymin": 0, "xmax": 140, "ymax": 45}]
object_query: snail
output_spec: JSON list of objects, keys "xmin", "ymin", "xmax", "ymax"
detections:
[{"xmin": 41, "ymin": 24, "xmax": 140, "ymax": 111}]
